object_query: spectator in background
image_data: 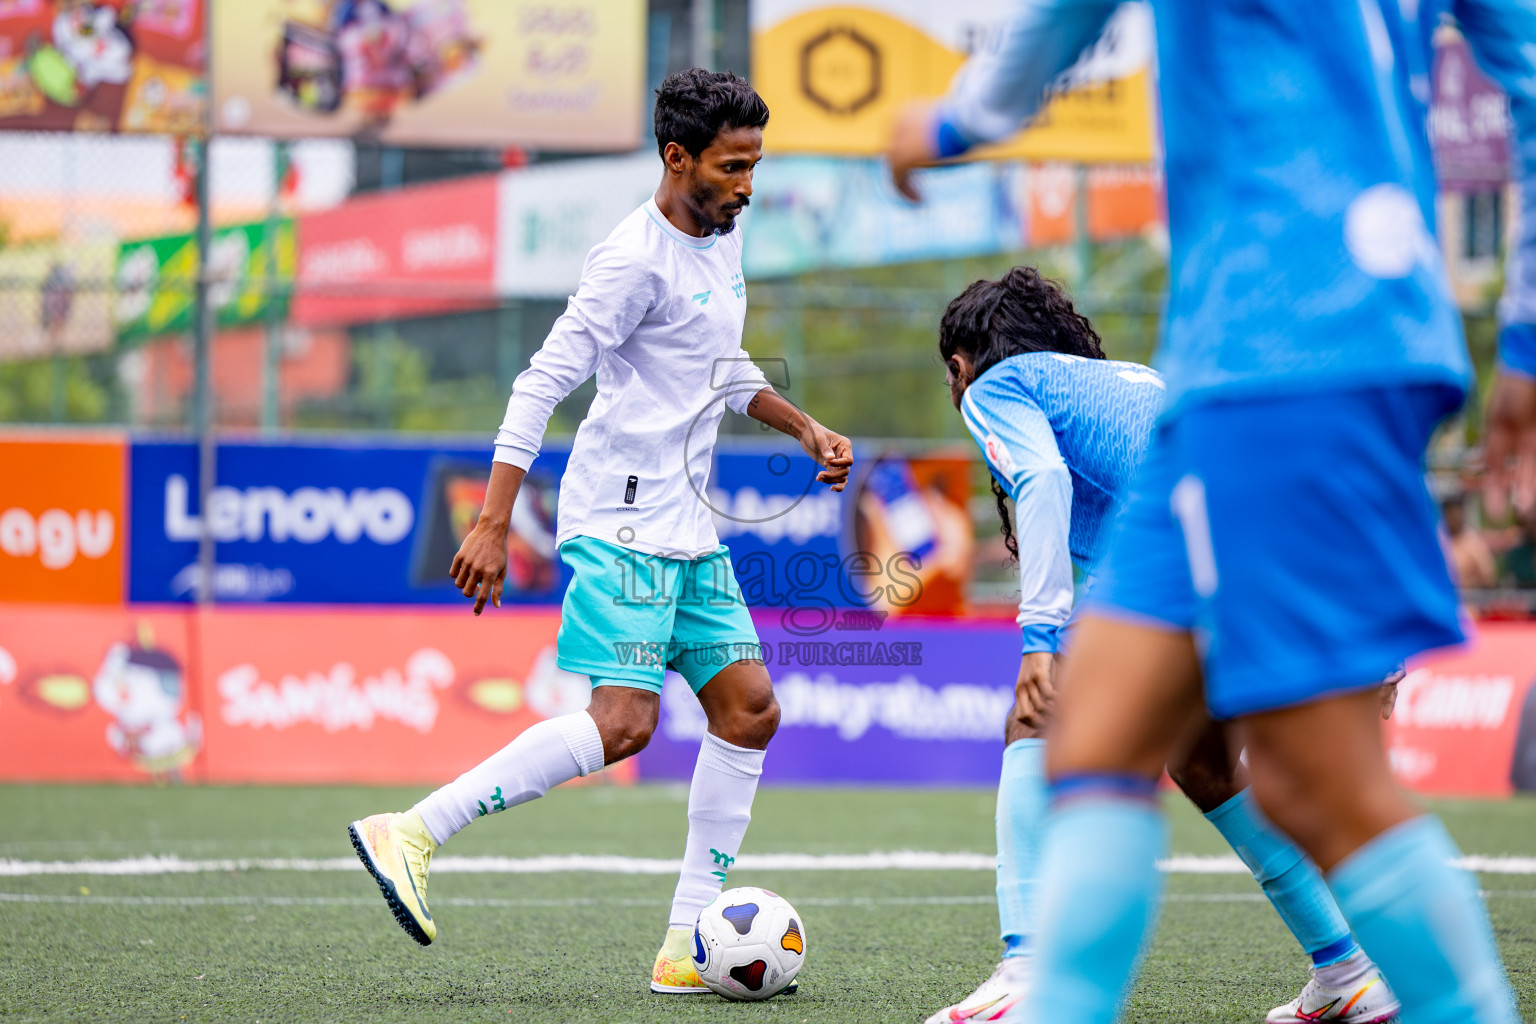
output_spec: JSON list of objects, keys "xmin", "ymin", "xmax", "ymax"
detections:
[
  {"xmin": 1501, "ymin": 504, "xmax": 1536, "ymax": 588},
  {"xmin": 1442, "ymin": 494, "xmax": 1497, "ymax": 588}
]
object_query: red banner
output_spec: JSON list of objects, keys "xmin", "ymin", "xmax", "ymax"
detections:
[
  {"xmin": 0, "ymin": 604, "xmax": 195, "ymax": 780},
  {"xmin": 0, "ymin": 604, "xmax": 634, "ymax": 787},
  {"xmin": 1389, "ymin": 622, "xmax": 1536, "ymax": 796},
  {"xmin": 293, "ymin": 174, "xmax": 498, "ymax": 327},
  {"xmin": 3, "ymin": 599, "xmax": 1534, "ymax": 794}
]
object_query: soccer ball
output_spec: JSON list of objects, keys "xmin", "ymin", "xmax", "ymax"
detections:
[{"xmin": 691, "ymin": 886, "xmax": 806, "ymax": 1000}]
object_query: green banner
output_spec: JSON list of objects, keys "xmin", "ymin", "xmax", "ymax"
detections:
[{"xmin": 114, "ymin": 220, "xmax": 295, "ymax": 342}]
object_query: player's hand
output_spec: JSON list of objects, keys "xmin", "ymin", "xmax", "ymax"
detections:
[
  {"xmin": 1007, "ymin": 651, "xmax": 1056, "ymax": 742},
  {"xmin": 887, "ymin": 101, "xmax": 939, "ymax": 203},
  {"xmin": 799, "ymin": 419, "xmax": 854, "ymax": 492},
  {"xmin": 1482, "ymin": 371, "xmax": 1536, "ymax": 521},
  {"xmin": 449, "ymin": 520, "xmax": 509, "ymax": 615}
]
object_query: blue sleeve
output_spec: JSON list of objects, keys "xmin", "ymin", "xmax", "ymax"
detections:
[
  {"xmin": 935, "ymin": 0, "xmax": 1123, "ymax": 154},
  {"xmin": 961, "ymin": 378, "xmax": 1074, "ymax": 654},
  {"xmin": 1455, "ymin": 0, "xmax": 1536, "ymax": 376}
]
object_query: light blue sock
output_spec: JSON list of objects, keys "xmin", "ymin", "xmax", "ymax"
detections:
[
  {"xmin": 1018, "ymin": 776, "xmax": 1167, "ymax": 1024},
  {"xmin": 1205, "ymin": 788, "xmax": 1358, "ymax": 966},
  {"xmin": 997, "ymin": 738, "xmax": 1047, "ymax": 957},
  {"xmin": 1329, "ymin": 816, "xmax": 1516, "ymax": 1024}
]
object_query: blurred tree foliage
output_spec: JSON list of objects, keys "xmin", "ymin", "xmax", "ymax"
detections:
[{"xmin": 0, "ymin": 355, "xmax": 115, "ymax": 423}]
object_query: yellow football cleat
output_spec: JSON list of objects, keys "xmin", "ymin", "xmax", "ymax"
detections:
[
  {"xmin": 650, "ymin": 926, "xmax": 711, "ymax": 994},
  {"xmin": 348, "ymin": 810, "xmax": 437, "ymax": 946}
]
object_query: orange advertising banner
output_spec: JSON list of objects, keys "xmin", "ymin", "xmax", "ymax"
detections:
[
  {"xmin": 196, "ymin": 606, "xmax": 633, "ymax": 785},
  {"xmin": 1025, "ymin": 163, "xmax": 1163, "ymax": 248},
  {"xmin": 0, "ymin": 432, "xmax": 126, "ymax": 604},
  {"xmin": 0, "ymin": 604, "xmax": 198, "ymax": 781},
  {"xmin": 0, "ymin": 604, "xmax": 635, "ymax": 787},
  {"xmin": 1390, "ymin": 622, "xmax": 1536, "ymax": 797}
]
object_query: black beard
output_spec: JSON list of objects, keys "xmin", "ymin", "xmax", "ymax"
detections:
[{"xmin": 688, "ymin": 181, "xmax": 746, "ymax": 236}]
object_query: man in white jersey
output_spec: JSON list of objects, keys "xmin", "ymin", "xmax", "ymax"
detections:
[{"xmin": 347, "ymin": 68, "xmax": 853, "ymax": 995}]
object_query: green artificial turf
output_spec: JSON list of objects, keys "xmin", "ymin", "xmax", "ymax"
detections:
[{"xmin": 0, "ymin": 785, "xmax": 1530, "ymax": 1023}]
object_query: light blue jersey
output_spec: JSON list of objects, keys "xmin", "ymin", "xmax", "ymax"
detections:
[
  {"xmin": 936, "ymin": 0, "xmax": 1536, "ymax": 415},
  {"xmin": 959, "ymin": 352, "xmax": 1165, "ymax": 653}
]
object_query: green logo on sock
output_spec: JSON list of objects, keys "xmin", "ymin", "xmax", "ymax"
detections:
[{"xmin": 490, "ymin": 786, "xmax": 506, "ymax": 812}]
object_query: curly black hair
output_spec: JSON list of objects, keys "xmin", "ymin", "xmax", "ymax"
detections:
[
  {"xmin": 939, "ymin": 267, "xmax": 1107, "ymax": 561},
  {"xmin": 653, "ymin": 68, "xmax": 769, "ymax": 159}
]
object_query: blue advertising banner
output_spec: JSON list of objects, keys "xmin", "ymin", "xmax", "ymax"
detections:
[
  {"xmin": 641, "ymin": 616, "xmax": 1019, "ymax": 786},
  {"xmin": 126, "ymin": 436, "xmax": 977, "ymax": 610},
  {"xmin": 128, "ymin": 437, "xmax": 570, "ymax": 604}
]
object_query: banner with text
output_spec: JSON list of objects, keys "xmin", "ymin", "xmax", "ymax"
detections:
[
  {"xmin": 127, "ymin": 436, "xmax": 571, "ymax": 605},
  {"xmin": 494, "ymin": 154, "xmax": 1027, "ymax": 297},
  {"xmin": 0, "ymin": 432, "xmax": 126, "ymax": 605},
  {"xmin": 643, "ymin": 616, "xmax": 1019, "ymax": 785},
  {"xmin": 0, "ymin": 603, "xmax": 635, "ymax": 786},
  {"xmin": 1389, "ymin": 622, "xmax": 1536, "ymax": 797},
  {"xmin": 212, "ymin": 0, "xmax": 643, "ymax": 150},
  {"xmin": 751, "ymin": 0, "xmax": 1154, "ymax": 161},
  {"xmin": 295, "ymin": 174, "xmax": 497, "ymax": 326},
  {"xmin": 116, "ymin": 220, "xmax": 296, "ymax": 342}
]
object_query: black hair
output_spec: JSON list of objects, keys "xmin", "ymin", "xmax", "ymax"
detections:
[
  {"xmin": 653, "ymin": 68, "xmax": 769, "ymax": 159},
  {"xmin": 939, "ymin": 267, "xmax": 1107, "ymax": 561}
]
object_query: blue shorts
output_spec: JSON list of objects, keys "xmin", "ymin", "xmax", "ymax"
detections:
[
  {"xmin": 555, "ymin": 536, "xmax": 763, "ymax": 694},
  {"xmin": 1088, "ymin": 385, "xmax": 1465, "ymax": 719}
]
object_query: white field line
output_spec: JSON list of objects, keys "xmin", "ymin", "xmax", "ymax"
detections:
[
  {"xmin": 0, "ymin": 852, "xmax": 1533, "ymax": 877},
  {"xmin": 2, "ymin": 891, "xmax": 1534, "ymax": 910}
]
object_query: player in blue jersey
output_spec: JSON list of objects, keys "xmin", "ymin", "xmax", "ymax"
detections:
[
  {"xmin": 927, "ymin": 266, "xmax": 1396, "ymax": 1024},
  {"xmin": 889, "ymin": 3, "xmax": 1531, "ymax": 1023}
]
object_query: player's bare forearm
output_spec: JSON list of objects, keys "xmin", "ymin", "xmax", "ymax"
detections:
[
  {"xmin": 1007, "ymin": 650, "xmax": 1057, "ymax": 743},
  {"xmin": 450, "ymin": 460, "xmax": 526, "ymax": 615},
  {"xmin": 747, "ymin": 387, "xmax": 855, "ymax": 492}
]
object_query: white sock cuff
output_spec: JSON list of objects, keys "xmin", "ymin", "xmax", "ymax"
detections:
[
  {"xmin": 698, "ymin": 732, "xmax": 765, "ymax": 779},
  {"xmin": 558, "ymin": 711, "xmax": 605, "ymax": 777}
]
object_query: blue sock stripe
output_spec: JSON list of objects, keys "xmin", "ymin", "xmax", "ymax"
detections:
[
  {"xmin": 1309, "ymin": 935, "xmax": 1359, "ymax": 967},
  {"xmin": 1049, "ymin": 772, "xmax": 1159, "ymax": 805}
]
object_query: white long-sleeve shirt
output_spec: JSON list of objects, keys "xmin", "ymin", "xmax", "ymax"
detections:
[{"xmin": 494, "ymin": 198, "xmax": 770, "ymax": 559}]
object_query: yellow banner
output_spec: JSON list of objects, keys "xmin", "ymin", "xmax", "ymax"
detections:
[
  {"xmin": 752, "ymin": 2, "xmax": 1154, "ymax": 163},
  {"xmin": 212, "ymin": 0, "xmax": 644, "ymax": 150}
]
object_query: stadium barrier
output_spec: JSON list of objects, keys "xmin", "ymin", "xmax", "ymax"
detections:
[{"xmin": 3, "ymin": 430, "xmax": 1535, "ymax": 794}]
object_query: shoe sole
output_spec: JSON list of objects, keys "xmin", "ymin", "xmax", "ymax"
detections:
[
  {"xmin": 347, "ymin": 821, "xmax": 432, "ymax": 947},
  {"xmin": 651, "ymin": 981, "xmax": 800, "ymax": 996}
]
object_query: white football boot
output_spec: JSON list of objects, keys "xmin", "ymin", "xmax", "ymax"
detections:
[
  {"xmin": 923, "ymin": 956, "xmax": 1032, "ymax": 1023},
  {"xmin": 1266, "ymin": 952, "xmax": 1401, "ymax": 1024}
]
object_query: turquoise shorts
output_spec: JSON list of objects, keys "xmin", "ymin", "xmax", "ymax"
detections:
[{"xmin": 555, "ymin": 536, "xmax": 764, "ymax": 694}]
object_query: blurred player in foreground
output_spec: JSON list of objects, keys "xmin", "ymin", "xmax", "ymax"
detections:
[
  {"xmin": 349, "ymin": 68, "xmax": 852, "ymax": 994},
  {"xmin": 890, "ymin": 2, "xmax": 1534, "ymax": 1022},
  {"xmin": 930, "ymin": 266, "xmax": 1396, "ymax": 1024}
]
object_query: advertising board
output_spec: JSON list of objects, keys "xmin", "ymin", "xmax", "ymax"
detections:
[
  {"xmin": 751, "ymin": 0, "xmax": 1154, "ymax": 161},
  {"xmin": 294, "ymin": 174, "xmax": 497, "ymax": 326},
  {"xmin": 212, "ymin": 0, "xmax": 643, "ymax": 150},
  {"xmin": 0, "ymin": 432, "xmax": 126, "ymax": 605},
  {"xmin": 643, "ymin": 615, "xmax": 1019, "ymax": 785},
  {"xmin": 127, "ymin": 436, "xmax": 570, "ymax": 605},
  {"xmin": 0, "ymin": 0, "xmax": 204, "ymax": 135}
]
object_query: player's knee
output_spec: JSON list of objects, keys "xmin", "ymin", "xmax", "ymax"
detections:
[
  {"xmin": 598, "ymin": 717, "xmax": 654, "ymax": 763},
  {"xmin": 586, "ymin": 686, "xmax": 659, "ymax": 764},
  {"xmin": 715, "ymin": 687, "xmax": 779, "ymax": 750}
]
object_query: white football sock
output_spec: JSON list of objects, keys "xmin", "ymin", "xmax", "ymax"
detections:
[
  {"xmin": 1312, "ymin": 947, "xmax": 1375, "ymax": 989},
  {"xmin": 667, "ymin": 732, "xmax": 765, "ymax": 928},
  {"xmin": 412, "ymin": 711, "xmax": 605, "ymax": 846}
]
